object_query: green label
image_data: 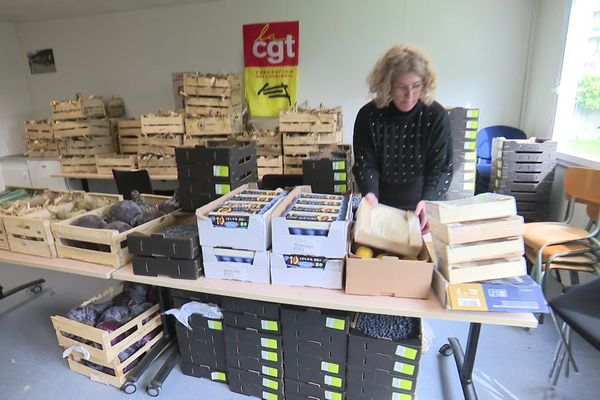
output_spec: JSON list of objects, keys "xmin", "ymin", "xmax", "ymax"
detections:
[
  {"xmin": 395, "ymin": 345, "xmax": 418, "ymax": 360},
  {"xmin": 392, "ymin": 377, "xmax": 413, "ymax": 391},
  {"xmin": 262, "ymin": 378, "xmax": 279, "ymax": 390},
  {"xmin": 325, "ymin": 317, "xmax": 346, "ymax": 331},
  {"xmin": 261, "ymin": 338, "xmax": 278, "ymax": 349},
  {"xmin": 262, "ymin": 366, "xmax": 278, "ymax": 378},
  {"xmin": 262, "ymin": 391, "xmax": 278, "ymax": 400},
  {"xmin": 215, "ymin": 184, "xmax": 231, "ymax": 194},
  {"xmin": 393, "ymin": 362, "xmax": 416, "ymax": 376},
  {"xmin": 464, "ymin": 142, "xmax": 476, "ymax": 150},
  {"xmin": 212, "ymin": 165, "xmax": 230, "ymax": 177},
  {"xmin": 333, "ymin": 172, "xmax": 347, "ymax": 181},
  {"xmin": 333, "ymin": 184, "xmax": 347, "ymax": 193},
  {"xmin": 464, "ymin": 162, "xmax": 476, "ymax": 171},
  {"xmin": 466, "ymin": 120, "xmax": 479, "ymax": 129},
  {"xmin": 467, "ymin": 109, "xmax": 480, "ymax": 118},
  {"xmin": 321, "ymin": 361, "xmax": 340, "ymax": 374},
  {"xmin": 207, "ymin": 320, "xmax": 223, "ymax": 331},
  {"xmin": 261, "ymin": 350, "xmax": 279, "ymax": 362},
  {"xmin": 464, "ymin": 130, "xmax": 477, "ymax": 139},
  {"xmin": 332, "ymin": 161, "xmax": 346, "ymax": 170},
  {"xmin": 465, "ymin": 152, "xmax": 476, "ymax": 160},
  {"xmin": 463, "ymin": 182, "xmax": 475, "ymax": 190},
  {"xmin": 261, "ymin": 320, "xmax": 279, "ymax": 331},
  {"xmin": 210, "ymin": 371, "xmax": 227, "ymax": 381},
  {"xmin": 324, "ymin": 375, "xmax": 343, "ymax": 388},
  {"xmin": 392, "ymin": 393, "xmax": 413, "ymax": 400},
  {"xmin": 463, "ymin": 172, "xmax": 475, "ymax": 181},
  {"xmin": 324, "ymin": 391, "xmax": 342, "ymax": 400}
]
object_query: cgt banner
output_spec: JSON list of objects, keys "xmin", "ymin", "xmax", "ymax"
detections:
[{"xmin": 243, "ymin": 21, "xmax": 299, "ymax": 117}]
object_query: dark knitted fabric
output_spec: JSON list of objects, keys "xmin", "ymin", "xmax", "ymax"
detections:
[{"xmin": 352, "ymin": 100, "xmax": 453, "ymax": 207}]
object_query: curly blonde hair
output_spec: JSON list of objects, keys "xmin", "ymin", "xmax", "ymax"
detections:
[{"xmin": 367, "ymin": 44, "xmax": 437, "ymax": 109}]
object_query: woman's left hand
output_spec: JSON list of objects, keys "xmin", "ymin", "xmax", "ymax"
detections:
[{"xmin": 414, "ymin": 200, "xmax": 430, "ymax": 235}]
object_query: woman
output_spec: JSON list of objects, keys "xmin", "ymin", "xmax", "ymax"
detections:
[{"xmin": 352, "ymin": 44, "xmax": 453, "ymax": 233}]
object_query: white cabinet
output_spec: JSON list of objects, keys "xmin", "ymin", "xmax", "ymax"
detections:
[
  {"xmin": 26, "ymin": 158, "xmax": 69, "ymax": 190},
  {"xmin": 1, "ymin": 157, "xmax": 32, "ymax": 188}
]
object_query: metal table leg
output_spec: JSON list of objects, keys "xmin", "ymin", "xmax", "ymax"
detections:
[{"xmin": 439, "ymin": 322, "xmax": 481, "ymax": 400}]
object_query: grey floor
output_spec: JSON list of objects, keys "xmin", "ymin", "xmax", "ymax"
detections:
[{"xmin": 1, "ymin": 263, "xmax": 599, "ymax": 400}]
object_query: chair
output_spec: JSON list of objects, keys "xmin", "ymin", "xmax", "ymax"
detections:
[
  {"xmin": 260, "ymin": 174, "xmax": 303, "ymax": 190},
  {"xmin": 112, "ymin": 169, "xmax": 154, "ymax": 200},
  {"xmin": 546, "ymin": 277, "xmax": 600, "ymax": 386},
  {"xmin": 474, "ymin": 125, "xmax": 527, "ymax": 194},
  {"xmin": 524, "ymin": 167, "xmax": 600, "ymax": 283}
]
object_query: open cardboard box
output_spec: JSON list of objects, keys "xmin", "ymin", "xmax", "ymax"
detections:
[{"xmin": 270, "ymin": 253, "xmax": 344, "ymax": 289}]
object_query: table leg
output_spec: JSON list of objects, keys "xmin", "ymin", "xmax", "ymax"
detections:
[{"xmin": 443, "ymin": 322, "xmax": 481, "ymax": 400}]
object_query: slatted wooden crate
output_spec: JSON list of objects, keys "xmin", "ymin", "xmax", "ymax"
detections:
[
  {"xmin": 138, "ymin": 134, "xmax": 183, "ymax": 156},
  {"xmin": 95, "ymin": 154, "xmax": 138, "ymax": 175},
  {"xmin": 141, "ymin": 112, "xmax": 185, "ymax": 135},
  {"xmin": 60, "ymin": 156, "xmax": 98, "ymax": 173},
  {"xmin": 53, "ymin": 119, "xmax": 111, "ymax": 139},
  {"xmin": 183, "ymin": 135, "xmax": 230, "ymax": 147},
  {"xmin": 26, "ymin": 140, "xmax": 61, "ymax": 158},
  {"xmin": 117, "ymin": 119, "xmax": 142, "ymax": 154},
  {"xmin": 240, "ymin": 129, "xmax": 283, "ymax": 157},
  {"xmin": 283, "ymin": 131, "xmax": 342, "ymax": 146},
  {"xmin": 184, "ymin": 97, "xmax": 242, "ymax": 116},
  {"xmin": 137, "ymin": 156, "xmax": 178, "ymax": 175},
  {"xmin": 279, "ymin": 107, "xmax": 342, "ymax": 133},
  {"xmin": 51, "ymin": 195, "xmax": 177, "ymax": 267},
  {"xmin": 184, "ymin": 112, "xmax": 243, "ymax": 136},
  {"xmin": 25, "ymin": 120, "xmax": 54, "ymax": 140},
  {"xmin": 257, "ymin": 155, "xmax": 283, "ymax": 179},
  {"xmin": 51, "ymin": 94, "xmax": 106, "ymax": 120},
  {"xmin": 105, "ymin": 97, "xmax": 126, "ymax": 118},
  {"xmin": 284, "ymin": 155, "xmax": 305, "ymax": 175},
  {"xmin": 2, "ymin": 192, "xmax": 121, "ymax": 258},
  {"xmin": 58, "ymin": 136, "xmax": 115, "ymax": 156},
  {"xmin": 182, "ymin": 73, "xmax": 241, "ymax": 97}
]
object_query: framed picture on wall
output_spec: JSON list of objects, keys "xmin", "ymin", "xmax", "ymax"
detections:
[{"xmin": 27, "ymin": 48, "xmax": 56, "ymax": 74}]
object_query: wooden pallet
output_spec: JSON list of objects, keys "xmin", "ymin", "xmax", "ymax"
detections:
[
  {"xmin": 53, "ymin": 119, "xmax": 111, "ymax": 139},
  {"xmin": 184, "ymin": 96, "xmax": 242, "ymax": 116},
  {"xmin": 95, "ymin": 154, "xmax": 138, "ymax": 175},
  {"xmin": 51, "ymin": 95, "xmax": 106, "ymax": 120},
  {"xmin": 279, "ymin": 108, "xmax": 341, "ymax": 133},
  {"xmin": 60, "ymin": 156, "xmax": 98, "ymax": 173},
  {"xmin": 2, "ymin": 192, "xmax": 120, "ymax": 258},
  {"xmin": 105, "ymin": 97, "xmax": 125, "ymax": 118},
  {"xmin": 57, "ymin": 136, "xmax": 115, "ymax": 156},
  {"xmin": 51, "ymin": 285, "xmax": 163, "ymax": 364},
  {"xmin": 141, "ymin": 112, "xmax": 185, "ymax": 135},
  {"xmin": 51, "ymin": 196, "xmax": 177, "ymax": 267},
  {"xmin": 283, "ymin": 131, "xmax": 342, "ymax": 145},
  {"xmin": 182, "ymin": 73, "xmax": 241, "ymax": 97},
  {"xmin": 185, "ymin": 113, "xmax": 243, "ymax": 136}
]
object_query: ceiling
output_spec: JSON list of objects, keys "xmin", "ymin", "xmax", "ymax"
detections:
[{"xmin": 0, "ymin": 0, "xmax": 218, "ymax": 23}]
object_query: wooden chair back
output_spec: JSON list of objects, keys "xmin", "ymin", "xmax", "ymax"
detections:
[{"xmin": 564, "ymin": 167, "xmax": 600, "ymax": 206}]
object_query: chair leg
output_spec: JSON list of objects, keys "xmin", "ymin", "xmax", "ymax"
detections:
[
  {"xmin": 552, "ymin": 347, "xmax": 567, "ymax": 386},
  {"xmin": 550, "ymin": 310, "xmax": 579, "ymax": 373},
  {"xmin": 548, "ymin": 334, "xmax": 564, "ymax": 380}
]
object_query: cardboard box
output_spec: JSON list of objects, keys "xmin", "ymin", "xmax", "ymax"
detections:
[
  {"xmin": 429, "ymin": 215, "xmax": 524, "ymax": 245},
  {"xmin": 425, "ymin": 193, "xmax": 517, "ymax": 223},
  {"xmin": 227, "ymin": 367, "xmax": 284, "ymax": 399},
  {"xmin": 285, "ymin": 378, "xmax": 345, "ymax": 400},
  {"xmin": 180, "ymin": 362, "xmax": 228, "ymax": 383},
  {"xmin": 202, "ymin": 246, "xmax": 270, "ymax": 284},
  {"xmin": 271, "ymin": 186, "xmax": 351, "ymax": 258},
  {"xmin": 432, "ymin": 268, "xmax": 548, "ymax": 312},
  {"xmin": 270, "ymin": 253, "xmax": 344, "ymax": 289},
  {"xmin": 437, "ymin": 256, "xmax": 527, "ymax": 284},
  {"xmin": 346, "ymin": 366, "xmax": 416, "ymax": 396},
  {"xmin": 345, "ymin": 247, "xmax": 433, "ymax": 298},
  {"xmin": 197, "ymin": 184, "xmax": 288, "ymax": 251},
  {"xmin": 353, "ymin": 200, "xmax": 422, "ymax": 258},
  {"xmin": 432, "ymin": 236, "xmax": 524, "ymax": 264}
]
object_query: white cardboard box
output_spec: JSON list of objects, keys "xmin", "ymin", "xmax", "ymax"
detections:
[
  {"xmin": 432, "ymin": 236, "xmax": 524, "ymax": 265},
  {"xmin": 201, "ymin": 246, "xmax": 270, "ymax": 284},
  {"xmin": 425, "ymin": 193, "xmax": 517, "ymax": 224},
  {"xmin": 196, "ymin": 184, "xmax": 288, "ymax": 251},
  {"xmin": 270, "ymin": 253, "xmax": 344, "ymax": 289},
  {"xmin": 437, "ymin": 256, "xmax": 527, "ymax": 284},
  {"xmin": 271, "ymin": 186, "xmax": 351, "ymax": 258},
  {"xmin": 429, "ymin": 215, "xmax": 524, "ymax": 245}
]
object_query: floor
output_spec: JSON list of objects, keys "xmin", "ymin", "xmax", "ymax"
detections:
[{"xmin": 1, "ymin": 262, "xmax": 599, "ymax": 400}]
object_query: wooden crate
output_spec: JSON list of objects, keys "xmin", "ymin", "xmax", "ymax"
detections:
[
  {"xmin": 141, "ymin": 112, "xmax": 184, "ymax": 135},
  {"xmin": 61, "ymin": 156, "xmax": 97, "ymax": 173},
  {"xmin": 25, "ymin": 120, "xmax": 54, "ymax": 140},
  {"xmin": 137, "ymin": 134, "xmax": 183, "ymax": 156},
  {"xmin": 279, "ymin": 108, "xmax": 341, "ymax": 133},
  {"xmin": 51, "ymin": 95, "xmax": 106, "ymax": 120},
  {"xmin": 184, "ymin": 96, "xmax": 242, "ymax": 116},
  {"xmin": 51, "ymin": 195, "xmax": 177, "ymax": 267},
  {"xmin": 26, "ymin": 140, "xmax": 61, "ymax": 158},
  {"xmin": 184, "ymin": 112, "xmax": 243, "ymax": 136},
  {"xmin": 3, "ymin": 192, "xmax": 121, "ymax": 258},
  {"xmin": 58, "ymin": 136, "xmax": 115, "ymax": 156},
  {"xmin": 284, "ymin": 155, "xmax": 306, "ymax": 175},
  {"xmin": 51, "ymin": 285, "xmax": 163, "ymax": 364},
  {"xmin": 118, "ymin": 119, "xmax": 142, "ymax": 155},
  {"xmin": 53, "ymin": 119, "xmax": 111, "ymax": 139},
  {"xmin": 183, "ymin": 135, "xmax": 230, "ymax": 147},
  {"xmin": 283, "ymin": 131, "xmax": 342, "ymax": 145},
  {"xmin": 257, "ymin": 156, "xmax": 283, "ymax": 179},
  {"xmin": 138, "ymin": 156, "xmax": 178, "ymax": 175},
  {"xmin": 95, "ymin": 154, "xmax": 138, "ymax": 175},
  {"xmin": 182, "ymin": 73, "xmax": 241, "ymax": 97},
  {"xmin": 105, "ymin": 97, "xmax": 125, "ymax": 118}
]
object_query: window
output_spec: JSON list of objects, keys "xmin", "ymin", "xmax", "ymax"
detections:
[{"xmin": 553, "ymin": 0, "xmax": 600, "ymax": 163}]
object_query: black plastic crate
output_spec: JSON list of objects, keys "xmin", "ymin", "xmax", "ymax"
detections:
[
  {"xmin": 285, "ymin": 362, "xmax": 346, "ymax": 391},
  {"xmin": 227, "ymin": 367, "xmax": 284, "ymax": 399},
  {"xmin": 225, "ymin": 351, "xmax": 284, "ymax": 379},
  {"xmin": 346, "ymin": 365, "xmax": 417, "ymax": 396},
  {"xmin": 221, "ymin": 297, "xmax": 280, "ymax": 319},
  {"xmin": 224, "ymin": 325, "xmax": 282, "ymax": 350},
  {"xmin": 132, "ymin": 255, "xmax": 202, "ymax": 279},
  {"xmin": 284, "ymin": 378, "xmax": 346, "ymax": 400},
  {"xmin": 493, "ymin": 180, "xmax": 553, "ymax": 193},
  {"xmin": 180, "ymin": 362, "xmax": 228, "ymax": 384},
  {"xmin": 175, "ymin": 141, "xmax": 256, "ymax": 167},
  {"xmin": 171, "ymin": 290, "xmax": 223, "ymax": 306},
  {"xmin": 302, "ymin": 145, "xmax": 352, "ymax": 195},
  {"xmin": 493, "ymin": 137, "xmax": 557, "ymax": 154},
  {"xmin": 283, "ymin": 336, "xmax": 347, "ymax": 363},
  {"xmin": 346, "ymin": 380, "xmax": 415, "ymax": 400},
  {"xmin": 493, "ymin": 159, "xmax": 556, "ymax": 173},
  {"xmin": 223, "ymin": 311, "xmax": 281, "ymax": 335},
  {"xmin": 178, "ymin": 166, "xmax": 257, "ymax": 194},
  {"xmin": 177, "ymin": 156, "xmax": 257, "ymax": 183},
  {"xmin": 178, "ymin": 191, "xmax": 219, "ymax": 212},
  {"xmin": 128, "ymin": 224, "xmax": 200, "ymax": 259}
]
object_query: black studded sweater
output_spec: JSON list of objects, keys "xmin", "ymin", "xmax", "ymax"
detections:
[{"xmin": 352, "ymin": 100, "xmax": 453, "ymax": 209}]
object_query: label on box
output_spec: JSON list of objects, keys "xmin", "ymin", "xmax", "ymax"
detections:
[
  {"xmin": 324, "ymin": 375, "xmax": 343, "ymax": 388},
  {"xmin": 214, "ymin": 248, "xmax": 254, "ymax": 263},
  {"xmin": 222, "ymin": 264, "xmax": 248, "ymax": 281},
  {"xmin": 208, "ymin": 320, "xmax": 223, "ymax": 331},
  {"xmin": 464, "ymin": 162, "xmax": 476, "ymax": 171},
  {"xmin": 392, "ymin": 377, "xmax": 413, "ymax": 391},
  {"xmin": 321, "ymin": 361, "xmax": 340, "ymax": 374},
  {"xmin": 290, "ymin": 205, "xmax": 341, "ymax": 214},
  {"xmin": 393, "ymin": 362, "xmax": 416, "ymax": 376},
  {"xmin": 464, "ymin": 142, "xmax": 476, "ymax": 151},
  {"xmin": 261, "ymin": 350, "xmax": 279, "ymax": 362},
  {"xmin": 289, "ymin": 235, "xmax": 323, "ymax": 254},
  {"xmin": 215, "ymin": 184, "xmax": 231, "ymax": 195},
  {"xmin": 261, "ymin": 338, "xmax": 278, "ymax": 349},
  {"xmin": 296, "ymin": 198, "xmax": 344, "ymax": 207},
  {"xmin": 466, "ymin": 120, "xmax": 479, "ymax": 129},
  {"xmin": 395, "ymin": 345, "xmax": 418, "ymax": 360},
  {"xmin": 261, "ymin": 320, "xmax": 279, "ymax": 331},
  {"xmin": 464, "ymin": 130, "xmax": 477, "ymax": 139},
  {"xmin": 467, "ymin": 109, "xmax": 479, "ymax": 118},
  {"xmin": 332, "ymin": 160, "xmax": 346, "ymax": 170},
  {"xmin": 333, "ymin": 184, "xmax": 347, "ymax": 193},
  {"xmin": 262, "ymin": 391, "xmax": 278, "ymax": 400},
  {"xmin": 209, "ymin": 214, "xmax": 250, "ymax": 229},
  {"xmin": 325, "ymin": 391, "xmax": 342, "ymax": 400},
  {"xmin": 392, "ymin": 393, "xmax": 413, "ymax": 400},
  {"xmin": 465, "ymin": 152, "xmax": 476, "ymax": 160},
  {"xmin": 212, "ymin": 165, "xmax": 229, "ymax": 177},
  {"xmin": 333, "ymin": 172, "xmax": 347, "ymax": 181},
  {"xmin": 284, "ymin": 254, "xmax": 327, "ymax": 269},
  {"xmin": 300, "ymin": 193, "xmax": 344, "ymax": 200},
  {"xmin": 211, "ymin": 371, "xmax": 227, "ymax": 381},
  {"xmin": 325, "ymin": 317, "xmax": 346, "ymax": 330},
  {"xmin": 262, "ymin": 378, "xmax": 279, "ymax": 390},
  {"xmin": 262, "ymin": 366, "xmax": 279, "ymax": 378}
]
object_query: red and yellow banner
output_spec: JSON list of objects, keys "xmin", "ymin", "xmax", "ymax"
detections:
[{"xmin": 243, "ymin": 21, "xmax": 299, "ymax": 117}]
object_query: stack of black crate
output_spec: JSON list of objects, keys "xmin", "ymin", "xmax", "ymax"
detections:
[
  {"xmin": 127, "ymin": 214, "xmax": 202, "ymax": 280},
  {"xmin": 175, "ymin": 140, "xmax": 258, "ymax": 212},
  {"xmin": 302, "ymin": 145, "xmax": 353, "ymax": 195},
  {"xmin": 346, "ymin": 325, "xmax": 422, "ymax": 400},
  {"xmin": 170, "ymin": 289, "xmax": 228, "ymax": 385},
  {"xmin": 490, "ymin": 137, "xmax": 557, "ymax": 221},
  {"xmin": 445, "ymin": 107, "xmax": 479, "ymax": 200},
  {"xmin": 223, "ymin": 297, "xmax": 285, "ymax": 399},
  {"xmin": 282, "ymin": 306, "xmax": 352, "ymax": 400}
]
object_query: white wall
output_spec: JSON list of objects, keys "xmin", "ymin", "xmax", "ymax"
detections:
[
  {"xmin": 15, "ymin": 0, "xmax": 536, "ymax": 143},
  {"xmin": 0, "ymin": 21, "xmax": 32, "ymax": 157}
]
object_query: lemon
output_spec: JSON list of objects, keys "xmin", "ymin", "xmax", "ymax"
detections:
[
  {"xmin": 355, "ymin": 245, "xmax": 374, "ymax": 259},
  {"xmin": 377, "ymin": 253, "xmax": 390, "ymax": 259}
]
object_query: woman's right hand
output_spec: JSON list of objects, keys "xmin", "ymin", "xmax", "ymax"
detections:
[{"xmin": 364, "ymin": 192, "xmax": 379, "ymax": 206}]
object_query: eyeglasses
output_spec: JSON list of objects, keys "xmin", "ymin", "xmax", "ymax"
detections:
[{"xmin": 392, "ymin": 81, "xmax": 424, "ymax": 94}]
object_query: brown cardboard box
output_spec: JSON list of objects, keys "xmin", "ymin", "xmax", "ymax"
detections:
[
  {"xmin": 345, "ymin": 246, "xmax": 433, "ymax": 299},
  {"xmin": 429, "ymin": 215, "xmax": 524, "ymax": 245}
]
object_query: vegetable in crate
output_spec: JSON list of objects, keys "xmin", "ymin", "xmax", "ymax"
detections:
[
  {"xmin": 129, "ymin": 302, "xmax": 153, "ymax": 318},
  {"xmin": 355, "ymin": 313, "xmax": 420, "ymax": 341},
  {"xmin": 159, "ymin": 224, "xmax": 197, "ymax": 239},
  {"xmin": 105, "ymin": 221, "xmax": 132, "ymax": 232},
  {"xmin": 130, "ymin": 208, "xmax": 165, "ymax": 227},
  {"xmin": 72, "ymin": 215, "xmax": 108, "ymax": 229},
  {"xmin": 123, "ymin": 282, "xmax": 151, "ymax": 299},
  {"xmin": 158, "ymin": 193, "xmax": 179, "ymax": 214},
  {"xmin": 107, "ymin": 200, "xmax": 143, "ymax": 225},
  {"xmin": 95, "ymin": 320, "xmax": 128, "ymax": 345},
  {"xmin": 98, "ymin": 305, "xmax": 130, "ymax": 323},
  {"xmin": 131, "ymin": 190, "xmax": 152, "ymax": 211}
]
